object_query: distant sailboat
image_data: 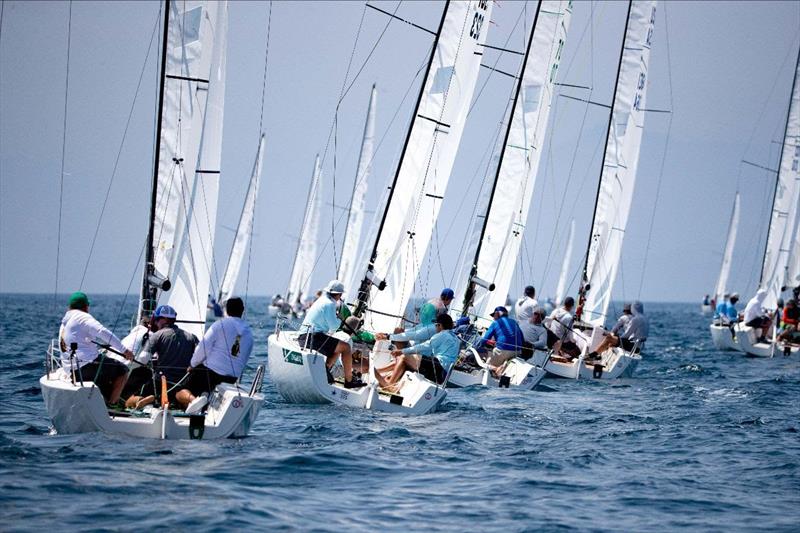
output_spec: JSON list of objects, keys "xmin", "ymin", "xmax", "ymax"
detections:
[{"xmin": 709, "ymin": 192, "xmax": 741, "ymax": 350}]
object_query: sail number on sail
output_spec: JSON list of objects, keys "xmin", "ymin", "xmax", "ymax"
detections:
[
  {"xmin": 470, "ymin": 0, "xmax": 489, "ymax": 40},
  {"xmin": 633, "ymin": 5, "xmax": 656, "ymax": 113}
]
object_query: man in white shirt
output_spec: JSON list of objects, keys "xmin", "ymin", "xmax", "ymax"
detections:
[
  {"xmin": 59, "ymin": 292, "xmax": 133, "ymax": 405},
  {"xmin": 545, "ymin": 297, "xmax": 575, "ymax": 349},
  {"xmin": 515, "ymin": 285, "xmax": 538, "ymax": 344},
  {"xmin": 176, "ymin": 297, "xmax": 255, "ymax": 414},
  {"xmin": 743, "ymin": 289, "xmax": 772, "ymax": 343},
  {"xmin": 525, "ymin": 307, "xmax": 549, "ymax": 357}
]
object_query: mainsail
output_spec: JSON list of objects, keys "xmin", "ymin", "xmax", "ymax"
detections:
[
  {"xmin": 759, "ymin": 45, "xmax": 800, "ymax": 310},
  {"xmin": 218, "ymin": 134, "xmax": 266, "ymax": 303},
  {"xmin": 713, "ymin": 192, "xmax": 740, "ymax": 304},
  {"xmin": 338, "ymin": 85, "xmax": 377, "ymax": 294},
  {"xmin": 140, "ymin": 0, "xmax": 228, "ymax": 338},
  {"xmin": 555, "ymin": 218, "xmax": 576, "ymax": 306},
  {"xmin": 355, "ymin": 0, "xmax": 492, "ymax": 333},
  {"xmin": 454, "ymin": 0, "xmax": 573, "ymax": 325},
  {"xmin": 286, "ymin": 155, "xmax": 323, "ymax": 307},
  {"xmin": 578, "ymin": 0, "xmax": 657, "ymax": 327}
]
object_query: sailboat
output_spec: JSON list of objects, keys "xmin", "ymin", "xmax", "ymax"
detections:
[
  {"xmin": 448, "ymin": 0, "xmax": 572, "ymax": 390},
  {"xmin": 709, "ymin": 192, "xmax": 742, "ymax": 351},
  {"xmin": 268, "ymin": 0, "xmax": 492, "ymax": 414},
  {"xmin": 532, "ymin": 0, "xmax": 656, "ymax": 380},
  {"xmin": 40, "ymin": 1, "xmax": 265, "ymax": 439},
  {"xmin": 734, "ymin": 44, "xmax": 800, "ymax": 357}
]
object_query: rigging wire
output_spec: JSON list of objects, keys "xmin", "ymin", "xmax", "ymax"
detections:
[
  {"xmin": 79, "ymin": 11, "xmax": 161, "ymax": 289},
  {"xmin": 54, "ymin": 0, "xmax": 73, "ymax": 308}
]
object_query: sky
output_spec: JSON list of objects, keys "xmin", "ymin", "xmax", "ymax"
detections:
[{"xmin": 1, "ymin": 0, "xmax": 799, "ymax": 306}]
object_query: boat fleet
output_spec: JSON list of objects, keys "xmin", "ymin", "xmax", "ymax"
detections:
[{"xmin": 38, "ymin": 0, "xmax": 799, "ymax": 439}]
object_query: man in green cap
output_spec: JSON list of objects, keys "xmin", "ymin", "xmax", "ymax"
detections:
[{"xmin": 59, "ymin": 291, "xmax": 134, "ymax": 405}]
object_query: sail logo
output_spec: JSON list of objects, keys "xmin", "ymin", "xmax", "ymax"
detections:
[
  {"xmin": 632, "ymin": 6, "xmax": 656, "ymax": 114},
  {"xmin": 470, "ymin": 0, "xmax": 489, "ymax": 41}
]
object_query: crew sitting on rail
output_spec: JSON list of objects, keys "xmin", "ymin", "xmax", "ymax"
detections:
[
  {"xmin": 588, "ymin": 301, "xmax": 649, "ymax": 358},
  {"xmin": 474, "ymin": 306, "xmax": 524, "ymax": 376},
  {"xmin": 778, "ymin": 298, "xmax": 800, "ymax": 344},
  {"xmin": 390, "ymin": 288, "xmax": 455, "ymax": 345},
  {"xmin": 743, "ymin": 289, "xmax": 772, "ymax": 344},
  {"xmin": 544, "ymin": 297, "xmax": 576, "ymax": 356},
  {"xmin": 524, "ymin": 307, "xmax": 549, "ymax": 359},
  {"xmin": 295, "ymin": 280, "xmax": 366, "ymax": 389},
  {"xmin": 714, "ymin": 293, "xmax": 740, "ymax": 326},
  {"xmin": 374, "ymin": 314, "xmax": 458, "ymax": 391},
  {"xmin": 58, "ymin": 291, "xmax": 134, "ymax": 406}
]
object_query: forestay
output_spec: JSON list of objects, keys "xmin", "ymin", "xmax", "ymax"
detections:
[
  {"xmin": 454, "ymin": 0, "xmax": 573, "ymax": 324},
  {"xmin": 361, "ymin": 0, "xmax": 492, "ymax": 333},
  {"xmin": 338, "ymin": 85, "xmax": 377, "ymax": 294},
  {"xmin": 555, "ymin": 218, "xmax": 576, "ymax": 306},
  {"xmin": 580, "ymin": 0, "xmax": 656, "ymax": 327},
  {"xmin": 218, "ymin": 134, "xmax": 266, "ymax": 303},
  {"xmin": 714, "ymin": 192, "xmax": 740, "ymax": 304},
  {"xmin": 760, "ymin": 47, "xmax": 800, "ymax": 309},
  {"xmin": 286, "ymin": 156, "xmax": 323, "ymax": 306},
  {"xmin": 150, "ymin": 1, "xmax": 228, "ymax": 338}
]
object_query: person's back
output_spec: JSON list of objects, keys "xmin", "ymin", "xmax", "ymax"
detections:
[
  {"xmin": 419, "ymin": 288, "xmax": 454, "ymax": 325},
  {"xmin": 60, "ymin": 308, "xmax": 125, "ymax": 368},
  {"xmin": 611, "ymin": 305, "xmax": 632, "ymax": 335},
  {"xmin": 142, "ymin": 324, "xmax": 198, "ymax": 383},
  {"xmin": 743, "ymin": 290, "xmax": 767, "ymax": 324},
  {"xmin": 623, "ymin": 302, "xmax": 649, "ymax": 342},
  {"xmin": 547, "ymin": 307, "xmax": 573, "ymax": 339},
  {"xmin": 485, "ymin": 315, "xmax": 524, "ymax": 351},
  {"xmin": 714, "ymin": 298, "xmax": 728, "ymax": 319},
  {"xmin": 192, "ymin": 316, "xmax": 253, "ymax": 379},
  {"xmin": 428, "ymin": 328, "xmax": 460, "ymax": 368},
  {"xmin": 302, "ymin": 293, "xmax": 338, "ymax": 333}
]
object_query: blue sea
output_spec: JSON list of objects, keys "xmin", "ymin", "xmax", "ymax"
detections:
[{"xmin": 1, "ymin": 294, "xmax": 798, "ymax": 531}]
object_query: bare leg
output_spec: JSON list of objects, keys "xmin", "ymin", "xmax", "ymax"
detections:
[
  {"xmin": 336, "ymin": 342, "xmax": 353, "ymax": 381},
  {"xmin": 109, "ymin": 375, "xmax": 126, "ymax": 404}
]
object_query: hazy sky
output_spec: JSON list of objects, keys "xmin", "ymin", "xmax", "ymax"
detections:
[{"xmin": 1, "ymin": 0, "xmax": 799, "ymax": 305}]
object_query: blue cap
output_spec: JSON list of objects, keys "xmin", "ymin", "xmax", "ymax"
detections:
[
  {"xmin": 492, "ymin": 306, "xmax": 508, "ymax": 317},
  {"xmin": 153, "ymin": 305, "xmax": 177, "ymax": 319},
  {"xmin": 456, "ymin": 316, "xmax": 470, "ymax": 327},
  {"xmin": 441, "ymin": 288, "xmax": 455, "ymax": 300}
]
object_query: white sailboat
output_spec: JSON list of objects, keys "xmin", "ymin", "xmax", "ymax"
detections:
[
  {"xmin": 709, "ymin": 192, "xmax": 742, "ymax": 351},
  {"xmin": 534, "ymin": 0, "xmax": 656, "ymax": 380},
  {"xmin": 734, "ymin": 44, "xmax": 800, "ymax": 357},
  {"xmin": 41, "ymin": 1, "xmax": 264, "ymax": 439},
  {"xmin": 449, "ymin": 0, "xmax": 573, "ymax": 390},
  {"xmin": 268, "ymin": 0, "xmax": 492, "ymax": 414}
]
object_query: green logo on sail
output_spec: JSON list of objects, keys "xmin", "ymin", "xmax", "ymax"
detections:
[{"xmin": 283, "ymin": 348, "xmax": 303, "ymax": 366}]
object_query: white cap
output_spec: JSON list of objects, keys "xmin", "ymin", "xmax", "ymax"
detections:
[{"xmin": 325, "ymin": 279, "xmax": 345, "ymax": 294}]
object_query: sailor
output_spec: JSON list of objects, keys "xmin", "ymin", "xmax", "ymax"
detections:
[
  {"xmin": 296, "ymin": 280, "xmax": 365, "ymax": 389},
  {"xmin": 589, "ymin": 301, "xmax": 649, "ymax": 357},
  {"xmin": 544, "ymin": 297, "xmax": 575, "ymax": 350},
  {"xmin": 375, "ymin": 314, "xmax": 458, "ymax": 390},
  {"xmin": 515, "ymin": 285, "xmax": 539, "ymax": 345},
  {"xmin": 58, "ymin": 291, "xmax": 133, "ymax": 405},
  {"xmin": 714, "ymin": 294, "xmax": 730, "ymax": 320},
  {"xmin": 610, "ymin": 303, "xmax": 633, "ymax": 335},
  {"xmin": 778, "ymin": 299, "xmax": 799, "ymax": 343},
  {"xmin": 125, "ymin": 305, "xmax": 198, "ymax": 408},
  {"xmin": 743, "ymin": 289, "xmax": 772, "ymax": 343},
  {"xmin": 208, "ymin": 295, "xmax": 223, "ymax": 318},
  {"xmin": 390, "ymin": 288, "xmax": 455, "ymax": 344},
  {"xmin": 525, "ymin": 307, "xmax": 549, "ymax": 356},
  {"xmin": 121, "ymin": 316, "xmax": 153, "ymax": 355},
  {"xmin": 476, "ymin": 306, "xmax": 524, "ymax": 374},
  {"xmin": 271, "ymin": 293, "xmax": 285, "ymax": 307},
  {"xmin": 176, "ymin": 297, "xmax": 255, "ymax": 414},
  {"xmin": 702, "ymin": 294, "xmax": 710, "ymax": 306}
]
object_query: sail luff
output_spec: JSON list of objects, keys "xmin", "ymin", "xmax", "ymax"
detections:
[
  {"xmin": 579, "ymin": 0, "xmax": 657, "ymax": 326},
  {"xmin": 286, "ymin": 155, "xmax": 322, "ymax": 306},
  {"xmin": 555, "ymin": 218, "xmax": 576, "ymax": 305},
  {"xmin": 759, "ymin": 44, "xmax": 800, "ymax": 309},
  {"xmin": 453, "ymin": 0, "xmax": 573, "ymax": 325},
  {"xmin": 338, "ymin": 85, "xmax": 377, "ymax": 294},
  {"xmin": 714, "ymin": 192, "xmax": 740, "ymax": 303},
  {"xmin": 218, "ymin": 133, "xmax": 266, "ymax": 303}
]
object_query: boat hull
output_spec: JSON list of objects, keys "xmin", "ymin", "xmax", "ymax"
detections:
[
  {"xmin": 448, "ymin": 357, "xmax": 547, "ymax": 390},
  {"xmin": 709, "ymin": 323, "xmax": 740, "ymax": 351},
  {"xmin": 40, "ymin": 371, "xmax": 263, "ymax": 439},
  {"xmin": 733, "ymin": 324, "xmax": 800, "ymax": 357},
  {"xmin": 267, "ymin": 332, "xmax": 446, "ymax": 414}
]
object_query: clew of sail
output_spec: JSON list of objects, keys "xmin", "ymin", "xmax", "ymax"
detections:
[
  {"xmin": 286, "ymin": 156, "xmax": 323, "ymax": 307},
  {"xmin": 148, "ymin": 1, "xmax": 227, "ymax": 337},
  {"xmin": 361, "ymin": 0, "xmax": 492, "ymax": 333},
  {"xmin": 218, "ymin": 134, "xmax": 266, "ymax": 303},
  {"xmin": 453, "ymin": 0, "xmax": 573, "ymax": 324},
  {"xmin": 761, "ymin": 47, "xmax": 800, "ymax": 309},
  {"xmin": 339, "ymin": 85, "xmax": 377, "ymax": 294},
  {"xmin": 555, "ymin": 218, "xmax": 576, "ymax": 306},
  {"xmin": 581, "ymin": 1, "xmax": 656, "ymax": 327},
  {"xmin": 714, "ymin": 192, "xmax": 740, "ymax": 304}
]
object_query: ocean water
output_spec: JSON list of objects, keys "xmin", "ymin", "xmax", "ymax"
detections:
[{"xmin": 1, "ymin": 294, "xmax": 798, "ymax": 531}]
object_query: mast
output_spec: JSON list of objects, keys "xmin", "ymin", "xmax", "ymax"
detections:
[
  {"xmin": 575, "ymin": 0, "xmax": 633, "ymax": 322},
  {"xmin": 352, "ymin": 2, "xmax": 451, "ymax": 316},
  {"xmin": 460, "ymin": 1, "xmax": 545, "ymax": 316},
  {"xmin": 139, "ymin": 0, "xmax": 172, "ymax": 322}
]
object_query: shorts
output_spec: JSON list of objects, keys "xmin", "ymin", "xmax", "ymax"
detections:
[
  {"xmin": 546, "ymin": 329, "xmax": 560, "ymax": 348},
  {"xmin": 620, "ymin": 337, "xmax": 637, "ymax": 352},
  {"xmin": 184, "ymin": 364, "xmax": 237, "ymax": 396},
  {"xmin": 298, "ymin": 332, "xmax": 340, "ymax": 358},
  {"xmin": 79, "ymin": 357, "xmax": 128, "ymax": 398},
  {"xmin": 746, "ymin": 316, "xmax": 769, "ymax": 329},
  {"xmin": 520, "ymin": 341, "xmax": 533, "ymax": 360},
  {"xmin": 417, "ymin": 355, "xmax": 446, "ymax": 384}
]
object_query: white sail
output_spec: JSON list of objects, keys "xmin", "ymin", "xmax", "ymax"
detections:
[
  {"xmin": 453, "ymin": 0, "xmax": 573, "ymax": 323},
  {"xmin": 338, "ymin": 85, "xmax": 377, "ymax": 294},
  {"xmin": 287, "ymin": 155, "xmax": 322, "ymax": 306},
  {"xmin": 150, "ymin": 1, "xmax": 227, "ymax": 337},
  {"xmin": 361, "ymin": 0, "xmax": 492, "ymax": 333},
  {"xmin": 785, "ymin": 223, "xmax": 800, "ymax": 291},
  {"xmin": 713, "ymin": 192, "xmax": 740, "ymax": 303},
  {"xmin": 555, "ymin": 218, "xmax": 576, "ymax": 306},
  {"xmin": 581, "ymin": 1, "xmax": 657, "ymax": 326},
  {"xmin": 218, "ymin": 134, "xmax": 266, "ymax": 303},
  {"xmin": 760, "ymin": 48, "xmax": 800, "ymax": 310}
]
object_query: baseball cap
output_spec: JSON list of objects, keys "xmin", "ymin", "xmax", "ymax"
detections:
[
  {"xmin": 441, "ymin": 288, "xmax": 455, "ymax": 300},
  {"xmin": 492, "ymin": 306, "xmax": 508, "ymax": 317},
  {"xmin": 153, "ymin": 305, "xmax": 177, "ymax": 319},
  {"xmin": 325, "ymin": 279, "xmax": 345, "ymax": 294},
  {"xmin": 68, "ymin": 291, "xmax": 91, "ymax": 309}
]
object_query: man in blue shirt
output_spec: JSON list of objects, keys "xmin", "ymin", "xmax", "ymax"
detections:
[
  {"xmin": 374, "ymin": 314, "xmax": 458, "ymax": 390},
  {"xmin": 477, "ymin": 306, "xmax": 524, "ymax": 375},
  {"xmin": 390, "ymin": 288, "xmax": 455, "ymax": 344},
  {"xmin": 299, "ymin": 280, "xmax": 365, "ymax": 389},
  {"xmin": 714, "ymin": 293, "xmax": 740, "ymax": 325}
]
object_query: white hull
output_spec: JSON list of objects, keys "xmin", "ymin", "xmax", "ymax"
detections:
[
  {"xmin": 267, "ymin": 332, "xmax": 446, "ymax": 415},
  {"xmin": 40, "ymin": 369, "xmax": 264, "ymax": 440},
  {"xmin": 709, "ymin": 323, "xmax": 740, "ymax": 351},
  {"xmin": 701, "ymin": 304, "xmax": 712, "ymax": 314},
  {"xmin": 733, "ymin": 324, "xmax": 800, "ymax": 357},
  {"xmin": 532, "ymin": 326, "xmax": 640, "ymax": 380},
  {"xmin": 449, "ymin": 349, "xmax": 546, "ymax": 390}
]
